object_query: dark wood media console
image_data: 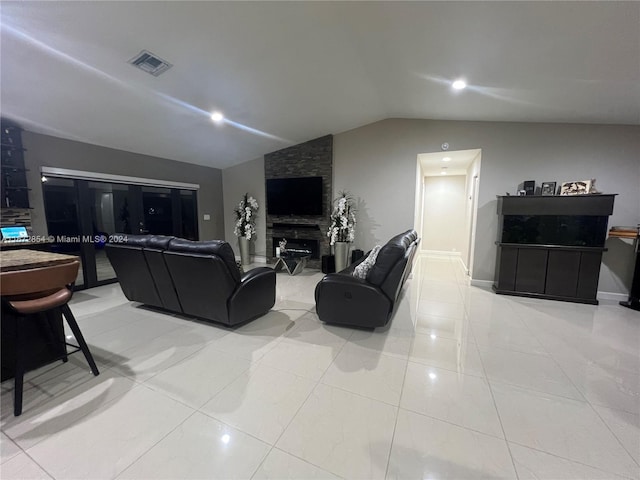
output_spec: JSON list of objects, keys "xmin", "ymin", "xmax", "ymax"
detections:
[{"xmin": 493, "ymin": 194, "xmax": 616, "ymax": 304}]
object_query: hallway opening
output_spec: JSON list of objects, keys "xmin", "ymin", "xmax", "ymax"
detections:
[{"xmin": 413, "ymin": 149, "xmax": 481, "ymax": 276}]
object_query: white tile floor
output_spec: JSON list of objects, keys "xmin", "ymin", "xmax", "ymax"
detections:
[{"xmin": 1, "ymin": 254, "xmax": 639, "ymax": 480}]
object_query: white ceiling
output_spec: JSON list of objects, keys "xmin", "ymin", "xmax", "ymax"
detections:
[{"xmin": 1, "ymin": 2, "xmax": 639, "ymax": 169}]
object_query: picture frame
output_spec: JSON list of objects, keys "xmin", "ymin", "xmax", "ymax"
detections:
[
  {"xmin": 559, "ymin": 180, "xmax": 592, "ymax": 196},
  {"xmin": 541, "ymin": 181, "xmax": 556, "ymax": 196}
]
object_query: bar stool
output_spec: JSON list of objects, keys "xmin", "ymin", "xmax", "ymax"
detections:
[{"xmin": 1, "ymin": 260, "xmax": 99, "ymax": 416}]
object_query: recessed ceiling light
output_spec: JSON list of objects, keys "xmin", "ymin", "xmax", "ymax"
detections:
[
  {"xmin": 452, "ymin": 79, "xmax": 467, "ymax": 90},
  {"xmin": 441, "ymin": 167, "xmax": 448, "ymax": 175},
  {"xmin": 442, "ymin": 157, "xmax": 451, "ymax": 162},
  {"xmin": 210, "ymin": 111, "xmax": 224, "ymax": 123},
  {"xmin": 441, "ymin": 171, "xmax": 447, "ymax": 175}
]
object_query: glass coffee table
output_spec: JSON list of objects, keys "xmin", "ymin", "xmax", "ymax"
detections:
[{"xmin": 273, "ymin": 252, "xmax": 311, "ymax": 275}]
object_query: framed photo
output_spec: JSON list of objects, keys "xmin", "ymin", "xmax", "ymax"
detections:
[
  {"xmin": 541, "ymin": 182, "xmax": 556, "ymax": 196},
  {"xmin": 560, "ymin": 180, "xmax": 592, "ymax": 195}
]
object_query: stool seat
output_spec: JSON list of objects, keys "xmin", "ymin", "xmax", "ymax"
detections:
[
  {"xmin": 1, "ymin": 260, "xmax": 99, "ymax": 416},
  {"xmin": 7, "ymin": 288, "xmax": 73, "ymax": 314}
]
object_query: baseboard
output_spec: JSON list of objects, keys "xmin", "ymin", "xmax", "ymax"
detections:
[
  {"xmin": 234, "ymin": 255, "xmax": 268, "ymax": 264},
  {"xmin": 597, "ymin": 291, "xmax": 629, "ymax": 302},
  {"xmin": 470, "ymin": 279, "xmax": 493, "ymax": 289},
  {"xmin": 420, "ymin": 249, "xmax": 462, "ymax": 257},
  {"xmin": 456, "ymin": 256, "xmax": 469, "ymax": 275},
  {"xmin": 464, "ymin": 282, "xmax": 629, "ymax": 302}
]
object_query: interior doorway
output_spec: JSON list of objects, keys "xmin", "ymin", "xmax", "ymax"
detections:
[{"xmin": 414, "ymin": 149, "xmax": 481, "ymax": 277}]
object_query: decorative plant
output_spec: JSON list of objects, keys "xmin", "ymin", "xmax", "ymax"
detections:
[
  {"xmin": 234, "ymin": 193, "xmax": 259, "ymax": 240},
  {"xmin": 327, "ymin": 191, "xmax": 356, "ymax": 245}
]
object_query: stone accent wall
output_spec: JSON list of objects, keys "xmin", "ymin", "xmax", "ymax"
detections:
[
  {"xmin": 264, "ymin": 135, "xmax": 332, "ymax": 269},
  {"xmin": 1, "ymin": 208, "xmax": 32, "ymax": 230}
]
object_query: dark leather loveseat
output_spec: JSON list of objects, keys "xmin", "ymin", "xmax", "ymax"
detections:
[
  {"xmin": 105, "ymin": 235, "xmax": 276, "ymax": 326},
  {"xmin": 314, "ymin": 230, "xmax": 419, "ymax": 328}
]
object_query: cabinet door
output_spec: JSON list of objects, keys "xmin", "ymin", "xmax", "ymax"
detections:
[
  {"xmin": 515, "ymin": 249, "xmax": 548, "ymax": 294},
  {"xmin": 546, "ymin": 250, "xmax": 580, "ymax": 298},
  {"xmin": 495, "ymin": 246, "xmax": 518, "ymax": 291},
  {"xmin": 576, "ymin": 252, "xmax": 602, "ymax": 301}
]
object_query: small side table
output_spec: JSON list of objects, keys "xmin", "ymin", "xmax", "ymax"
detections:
[
  {"xmin": 609, "ymin": 226, "xmax": 640, "ymax": 311},
  {"xmin": 273, "ymin": 254, "xmax": 310, "ymax": 275}
]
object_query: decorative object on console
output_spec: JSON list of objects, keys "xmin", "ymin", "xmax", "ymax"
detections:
[
  {"xmin": 234, "ymin": 193, "xmax": 259, "ymax": 265},
  {"xmin": 560, "ymin": 180, "xmax": 592, "ymax": 195},
  {"xmin": 327, "ymin": 191, "xmax": 356, "ymax": 272},
  {"xmin": 517, "ymin": 180, "xmax": 536, "ymax": 196},
  {"xmin": 541, "ymin": 182, "xmax": 556, "ymax": 196}
]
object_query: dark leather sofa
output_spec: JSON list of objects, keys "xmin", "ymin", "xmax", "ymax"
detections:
[
  {"xmin": 314, "ymin": 230, "xmax": 420, "ymax": 328},
  {"xmin": 105, "ymin": 235, "xmax": 276, "ymax": 326}
]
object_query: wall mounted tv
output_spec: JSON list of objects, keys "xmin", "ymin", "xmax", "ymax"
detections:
[{"xmin": 266, "ymin": 176, "xmax": 323, "ymax": 215}]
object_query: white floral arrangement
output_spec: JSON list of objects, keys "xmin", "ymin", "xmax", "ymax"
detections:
[
  {"xmin": 234, "ymin": 193, "xmax": 259, "ymax": 240},
  {"xmin": 327, "ymin": 191, "xmax": 356, "ymax": 245}
]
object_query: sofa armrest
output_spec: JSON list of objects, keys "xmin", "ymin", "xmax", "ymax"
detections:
[
  {"xmin": 240, "ymin": 266, "xmax": 274, "ymax": 283},
  {"xmin": 314, "ymin": 273, "xmax": 393, "ymax": 328},
  {"xmin": 228, "ymin": 267, "xmax": 276, "ymax": 325}
]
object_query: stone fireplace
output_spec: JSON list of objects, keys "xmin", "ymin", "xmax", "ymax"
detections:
[{"xmin": 264, "ymin": 135, "xmax": 332, "ymax": 270}]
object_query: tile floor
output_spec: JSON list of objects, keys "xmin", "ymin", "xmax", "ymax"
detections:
[{"xmin": 1, "ymin": 254, "xmax": 638, "ymax": 479}]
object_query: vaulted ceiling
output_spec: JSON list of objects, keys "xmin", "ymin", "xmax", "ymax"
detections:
[{"xmin": 2, "ymin": 1, "xmax": 639, "ymax": 169}]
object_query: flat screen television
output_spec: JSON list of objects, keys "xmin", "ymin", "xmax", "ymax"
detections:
[{"xmin": 266, "ymin": 176, "xmax": 323, "ymax": 215}]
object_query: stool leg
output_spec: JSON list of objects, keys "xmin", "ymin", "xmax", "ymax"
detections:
[
  {"xmin": 14, "ymin": 317, "xmax": 25, "ymax": 416},
  {"xmin": 37, "ymin": 312, "xmax": 67, "ymax": 363},
  {"xmin": 60, "ymin": 304, "xmax": 99, "ymax": 376}
]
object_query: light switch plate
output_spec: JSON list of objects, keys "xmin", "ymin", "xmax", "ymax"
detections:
[{"xmin": 203, "ymin": 214, "xmax": 211, "ymax": 220}]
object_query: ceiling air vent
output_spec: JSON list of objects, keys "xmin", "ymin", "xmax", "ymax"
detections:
[{"xmin": 128, "ymin": 50, "xmax": 172, "ymax": 76}]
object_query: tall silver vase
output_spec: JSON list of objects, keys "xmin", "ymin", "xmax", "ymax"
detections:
[
  {"xmin": 239, "ymin": 236, "xmax": 251, "ymax": 265},
  {"xmin": 334, "ymin": 241, "xmax": 350, "ymax": 272}
]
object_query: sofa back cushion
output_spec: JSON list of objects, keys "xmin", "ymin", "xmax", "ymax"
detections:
[
  {"xmin": 168, "ymin": 238, "xmax": 241, "ymax": 283},
  {"xmin": 366, "ymin": 230, "xmax": 418, "ymax": 301},
  {"xmin": 142, "ymin": 235, "xmax": 181, "ymax": 312},
  {"xmin": 105, "ymin": 238, "xmax": 163, "ymax": 308},
  {"xmin": 366, "ymin": 230, "xmax": 415, "ymax": 286},
  {"xmin": 146, "ymin": 235, "xmax": 174, "ymax": 251},
  {"xmin": 120, "ymin": 234, "xmax": 151, "ymax": 248}
]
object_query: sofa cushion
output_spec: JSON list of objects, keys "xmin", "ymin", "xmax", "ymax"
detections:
[
  {"xmin": 367, "ymin": 236, "xmax": 407, "ymax": 286},
  {"xmin": 120, "ymin": 234, "xmax": 150, "ymax": 248},
  {"xmin": 168, "ymin": 238, "xmax": 241, "ymax": 283},
  {"xmin": 352, "ymin": 245, "xmax": 381, "ymax": 279},
  {"xmin": 146, "ymin": 235, "xmax": 174, "ymax": 250}
]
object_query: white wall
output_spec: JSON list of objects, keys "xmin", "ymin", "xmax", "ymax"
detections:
[
  {"xmin": 222, "ymin": 156, "xmax": 267, "ymax": 258},
  {"xmin": 333, "ymin": 119, "xmax": 640, "ymax": 296},
  {"xmin": 23, "ymin": 131, "xmax": 225, "ymax": 241},
  {"xmin": 421, "ymin": 175, "xmax": 467, "ymax": 254},
  {"xmin": 223, "ymin": 118, "xmax": 640, "ymax": 296}
]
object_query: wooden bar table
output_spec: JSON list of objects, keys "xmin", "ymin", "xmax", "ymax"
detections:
[{"xmin": 1, "ymin": 250, "xmax": 79, "ymax": 381}]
